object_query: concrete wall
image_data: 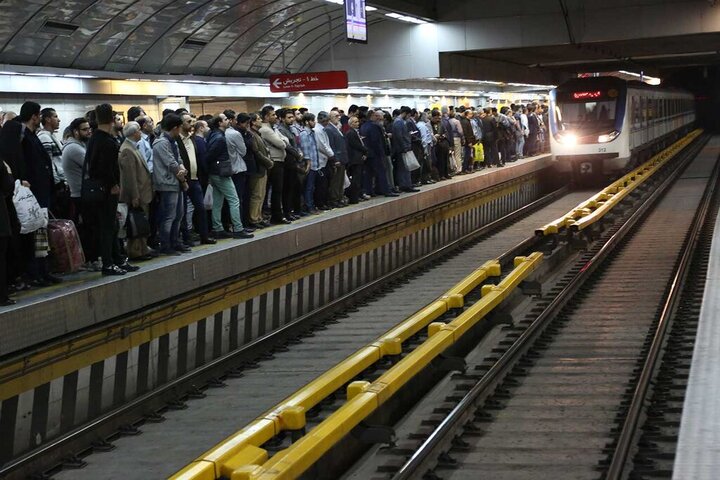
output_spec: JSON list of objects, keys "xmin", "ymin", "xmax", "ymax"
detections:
[{"xmin": 309, "ymin": 21, "xmax": 441, "ymax": 82}]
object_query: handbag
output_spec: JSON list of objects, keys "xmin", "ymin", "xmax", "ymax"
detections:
[
  {"xmin": 217, "ymin": 159, "xmax": 234, "ymax": 177},
  {"xmin": 402, "ymin": 151, "xmax": 421, "ymax": 171},
  {"xmin": 80, "ymin": 153, "xmax": 106, "ymax": 202},
  {"xmin": 126, "ymin": 208, "xmax": 151, "ymax": 238}
]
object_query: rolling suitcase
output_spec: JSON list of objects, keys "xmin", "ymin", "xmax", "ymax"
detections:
[{"xmin": 48, "ymin": 219, "xmax": 85, "ymax": 274}]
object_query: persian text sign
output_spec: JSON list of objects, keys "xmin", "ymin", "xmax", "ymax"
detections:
[{"xmin": 269, "ymin": 71, "xmax": 349, "ymax": 93}]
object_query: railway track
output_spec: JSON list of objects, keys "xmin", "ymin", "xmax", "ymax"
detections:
[
  {"xmin": 10, "ymin": 132, "xmax": 709, "ymax": 480},
  {"xmin": 9, "ymin": 185, "xmax": 581, "ymax": 480},
  {"xmin": 343, "ymin": 136, "xmax": 718, "ymax": 480}
]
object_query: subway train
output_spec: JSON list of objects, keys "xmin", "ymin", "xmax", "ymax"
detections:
[{"xmin": 548, "ymin": 76, "xmax": 696, "ymax": 182}]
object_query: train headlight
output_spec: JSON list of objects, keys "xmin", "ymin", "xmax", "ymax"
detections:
[
  {"xmin": 598, "ymin": 131, "xmax": 620, "ymax": 143},
  {"xmin": 557, "ymin": 133, "xmax": 578, "ymax": 145}
]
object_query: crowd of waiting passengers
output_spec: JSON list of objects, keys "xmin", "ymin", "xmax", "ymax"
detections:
[{"xmin": 0, "ymin": 101, "xmax": 550, "ymax": 306}]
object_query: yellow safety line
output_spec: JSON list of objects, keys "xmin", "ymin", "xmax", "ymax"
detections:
[
  {"xmin": 0, "ymin": 177, "xmax": 534, "ymax": 403},
  {"xmin": 169, "ymin": 255, "xmax": 541, "ymax": 480},
  {"xmin": 536, "ymin": 129, "xmax": 703, "ymax": 236}
]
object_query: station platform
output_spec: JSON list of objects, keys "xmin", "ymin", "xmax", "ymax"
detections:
[
  {"xmin": 673, "ymin": 203, "xmax": 720, "ymax": 479},
  {"xmin": 0, "ymin": 153, "xmax": 553, "ymax": 358}
]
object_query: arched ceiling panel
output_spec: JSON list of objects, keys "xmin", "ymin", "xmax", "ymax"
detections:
[
  {"xmin": 185, "ymin": 0, "xmax": 280, "ymax": 74},
  {"xmin": 73, "ymin": 0, "xmax": 177, "ymax": 70},
  {"xmin": 135, "ymin": 0, "xmax": 239, "ymax": 74},
  {"xmin": 103, "ymin": 0, "xmax": 206, "ymax": 72},
  {"xmin": 0, "ymin": 0, "xmax": 58, "ymax": 64},
  {"xmin": 0, "ymin": 0, "xmax": 393, "ymax": 78},
  {"xmin": 204, "ymin": 0, "xmax": 315, "ymax": 76},
  {"xmin": 37, "ymin": 0, "xmax": 117, "ymax": 68},
  {"xmin": 250, "ymin": 10, "xmax": 346, "ymax": 76}
]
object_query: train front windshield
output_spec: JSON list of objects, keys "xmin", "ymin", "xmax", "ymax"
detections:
[{"xmin": 554, "ymin": 100, "xmax": 617, "ymax": 134}]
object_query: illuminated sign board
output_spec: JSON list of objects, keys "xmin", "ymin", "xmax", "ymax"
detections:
[
  {"xmin": 572, "ymin": 91, "xmax": 603, "ymax": 100},
  {"xmin": 345, "ymin": 0, "xmax": 367, "ymax": 44}
]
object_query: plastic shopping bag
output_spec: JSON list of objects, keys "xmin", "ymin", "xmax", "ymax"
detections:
[
  {"xmin": 473, "ymin": 142, "xmax": 485, "ymax": 163},
  {"xmin": 13, "ymin": 180, "xmax": 48, "ymax": 234},
  {"xmin": 204, "ymin": 185, "xmax": 213, "ymax": 210},
  {"xmin": 402, "ymin": 151, "xmax": 421, "ymax": 171},
  {"xmin": 343, "ymin": 172, "xmax": 351, "ymax": 190}
]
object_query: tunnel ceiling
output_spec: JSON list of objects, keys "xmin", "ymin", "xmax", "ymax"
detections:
[{"xmin": 0, "ymin": 0, "xmax": 387, "ymax": 78}]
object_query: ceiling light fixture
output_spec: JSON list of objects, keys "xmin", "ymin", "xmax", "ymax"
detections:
[{"xmin": 385, "ymin": 12, "xmax": 428, "ymax": 24}]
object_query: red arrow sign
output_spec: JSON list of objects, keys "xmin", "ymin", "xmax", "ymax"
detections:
[{"xmin": 269, "ymin": 71, "xmax": 349, "ymax": 93}]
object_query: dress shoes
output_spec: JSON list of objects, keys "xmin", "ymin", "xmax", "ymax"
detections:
[
  {"xmin": 44, "ymin": 273, "xmax": 63, "ymax": 284},
  {"xmin": 175, "ymin": 244, "xmax": 192, "ymax": 253},
  {"xmin": 200, "ymin": 237, "xmax": 217, "ymax": 245},
  {"xmin": 117, "ymin": 262, "xmax": 140, "ymax": 272},
  {"xmin": 271, "ymin": 217, "xmax": 292, "ymax": 225},
  {"xmin": 233, "ymin": 231, "xmax": 254, "ymax": 239},
  {"xmin": 101, "ymin": 265, "xmax": 126, "ymax": 276},
  {"xmin": 213, "ymin": 230, "xmax": 233, "ymax": 239},
  {"xmin": 0, "ymin": 297, "xmax": 17, "ymax": 306},
  {"xmin": 384, "ymin": 192, "xmax": 400, "ymax": 197},
  {"xmin": 401, "ymin": 187, "xmax": 420, "ymax": 193}
]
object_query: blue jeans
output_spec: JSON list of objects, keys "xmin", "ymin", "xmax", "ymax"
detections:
[
  {"xmin": 304, "ymin": 169, "xmax": 318, "ymax": 210},
  {"xmin": 158, "ymin": 191, "xmax": 183, "ymax": 251},
  {"xmin": 210, "ymin": 175, "xmax": 243, "ymax": 232},
  {"xmin": 516, "ymin": 136, "xmax": 525, "ymax": 158}
]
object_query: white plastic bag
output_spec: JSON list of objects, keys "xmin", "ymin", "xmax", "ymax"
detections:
[
  {"xmin": 116, "ymin": 203, "xmax": 129, "ymax": 239},
  {"xmin": 402, "ymin": 151, "xmax": 421, "ymax": 171},
  {"xmin": 13, "ymin": 180, "xmax": 48, "ymax": 234},
  {"xmin": 343, "ymin": 172, "xmax": 351, "ymax": 190},
  {"xmin": 204, "ymin": 185, "xmax": 213, "ymax": 210}
]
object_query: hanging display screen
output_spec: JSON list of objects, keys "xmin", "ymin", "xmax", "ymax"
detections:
[{"xmin": 345, "ymin": 0, "xmax": 367, "ymax": 44}]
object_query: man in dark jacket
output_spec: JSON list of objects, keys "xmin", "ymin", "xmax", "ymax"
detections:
[
  {"xmin": 0, "ymin": 102, "xmax": 61, "ymax": 285},
  {"xmin": 459, "ymin": 108, "xmax": 477, "ymax": 174},
  {"xmin": 481, "ymin": 108, "xmax": 500, "ymax": 167},
  {"xmin": 85, "ymin": 103, "xmax": 138, "ymax": 275},
  {"xmin": 344, "ymin": 116, "xmax": 367, "ymax": 204},
  {"xmin": 0, "ymin": 160, "xmax": 15, "ymax": 304},
  {"xmin": 325, "ymin": 110, "xmax": 349, "ymax": 207},
  {"xmin": 360, "ymin": 109, "xmax": 396, "ymax": 197},
  {"xmin": 390, "ymin": 106, "xmax": 418, "ymax": 193},
  {"xmin": 276, "ymin": 109, "xmax": 304, "ymax": 219}
]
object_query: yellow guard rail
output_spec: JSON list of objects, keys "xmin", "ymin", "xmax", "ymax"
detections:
[
  {"xmin": 173, "ymin": 253, "xmax": 542, "ymax": 480},
  {"xmin": 536, "ymin": 129, "xmax": 702, "ymax": 236},
  {"xmin": 170, "ymin": 259, "xmax": 504, "ymax": 480}
]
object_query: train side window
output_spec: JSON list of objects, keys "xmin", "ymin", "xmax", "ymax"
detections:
[
  {"xmin": 632, "ymin": 96, "xmax": 640, "ymax": 129},
  {"xmin": 648, "ymin": 98, "xmax": 655, "ymax": 122}
]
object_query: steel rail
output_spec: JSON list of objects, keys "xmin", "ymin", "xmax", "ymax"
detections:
[
  {"xmin": 605, "ymin": 146, "xmax": 720, "ymax": 479},
  {"xmin": 0, "ymin": 185, "xmax": 569, "ymax": 480},
  {"xmin": 389, "ymin": 134, "xmax": 709, "ymax": 480}
]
